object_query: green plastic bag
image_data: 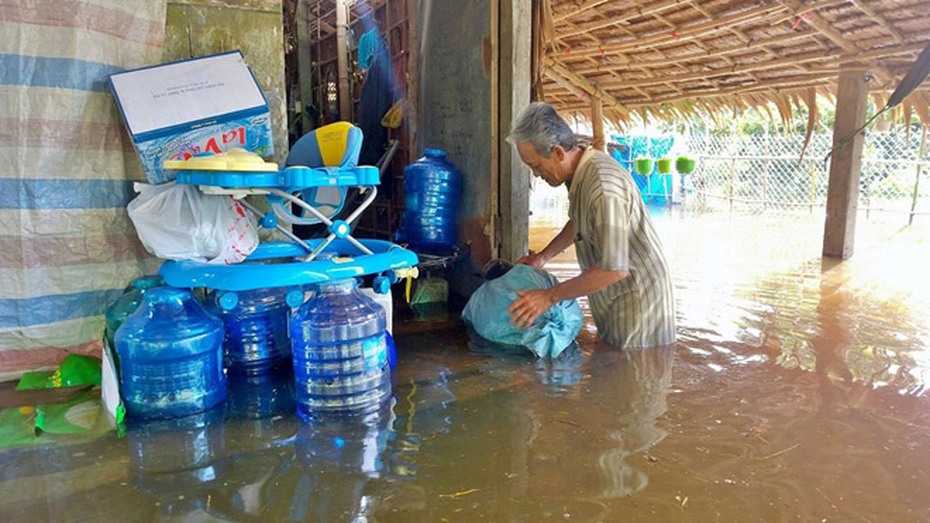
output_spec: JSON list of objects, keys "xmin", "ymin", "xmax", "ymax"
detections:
[
  {"xmin": 35, "ymin": 390, "xmax": 102, "ymax": 435},
  {"xmin": 48, "ymin": 354, "xmax": 102, "ymax": 388},
  {"xmin": 15, "ymin": 355, "xmax": 101, "ymax": 392},
  {"xmin": 15, "ymin": 371, "xmax": 54, "ymax": 391},
  {"xmin": 0, "ymin": 407, "xmax": 38, "ymax": 447}
]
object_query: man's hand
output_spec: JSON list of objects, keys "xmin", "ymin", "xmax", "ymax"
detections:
[
  {"xmin": 515, "ymin": 252, "xmax": 549, "ymax": 269},
  {"xmin": 507, "ymin": 288, "xmax": 556, "ymax": 329}
]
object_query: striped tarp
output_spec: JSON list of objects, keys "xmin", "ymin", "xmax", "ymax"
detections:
[{"xmin": 0, "ymin": 0, "xmax": 166, "ymax": 379}]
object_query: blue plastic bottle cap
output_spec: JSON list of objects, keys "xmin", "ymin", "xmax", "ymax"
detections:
[
  {"xmin": 286, "ymin": 289, "xmax": 306, "ymax": 309},
  {"xmin": 424, "ymin": 148, "xmax": 446, "ymax": 158},
  {"xmin": 218, "ymin": 291, "xmax": 239, "ymax": 311}
]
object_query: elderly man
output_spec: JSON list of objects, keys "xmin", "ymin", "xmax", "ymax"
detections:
[{"xmin": 506, "ymin": 102, "xmax": 676, "ymax": 349}]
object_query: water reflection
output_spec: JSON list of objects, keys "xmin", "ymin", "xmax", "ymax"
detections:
[
  {"xmin": 126, "ymin": 406, "xmax": 227, "ymax": 519},
  {"xmin": 585, "ymin": 345, "xmax": 674, "ymax": 498},
  {"xmin": 466, "ymin": 328, "xmax": 584, "ymax": 393},
  {"xmin": 292, "ymin": 399, "xmax": 396, "ymax": 521},
  {"xmin": 7, "ymin": 212, "xmax": 930, "ymax": 521},
  {"xmin": 732, "ymin": 255, "xmax": 930, "ymax": 396},
  {"xmin": 534, "ymin": 342, "xmax": 584, "ymax": 392}
]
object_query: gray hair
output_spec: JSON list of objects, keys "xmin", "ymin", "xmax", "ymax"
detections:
[{"xmin": 508, "ymin": 102, "xmax": 577, "ymax": 158}]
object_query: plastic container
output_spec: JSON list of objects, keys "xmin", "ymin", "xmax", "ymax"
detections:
[
  {"xmin": 226, "ymin": 369, "xmax": 295, "ymax": 420},
  {"xmin": 397, "ymin": 148, "xmax": 462, "ymax": 253},
  {"xmin": 290, "ymin": 278, "xmax": 391, "ymax": 418},
  {"xmin": 209, "ymin": 287, "xmax": 292, "ymax": 375},
  {"xmin": 656, "ymin": 157, "xmax": 672, "ymax": 174},
  {"xmin": 104, "ymin": 275, "xmax": 165, "ymax": 351},
  {"xmin": 115, "ymin": 287, "xmax": 226, "ymax": 420},
  {"xmin": 633, "ymin": 157, "xmax": 654, "ymax": 175},
  {"xmin": 676, "ymin": 156, "xmax": 697, "ymax": 174},
  {"xmin": 359, "ymin": 286, "xmax": 393, "ymax": 335}
]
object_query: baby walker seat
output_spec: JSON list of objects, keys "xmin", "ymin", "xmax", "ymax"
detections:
[{"xmin": 159, "ymin": 122, "xmax": 418, "ymax": 309}]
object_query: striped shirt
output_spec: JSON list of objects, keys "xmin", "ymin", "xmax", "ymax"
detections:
[{"xmin": 567, "ymin": 147, "xmax": 676, "ymax": 348}]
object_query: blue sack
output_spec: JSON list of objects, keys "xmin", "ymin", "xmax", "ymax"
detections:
[{"xmin": 462, "ymin": 264, "xmax": 582, "ymax": 358}]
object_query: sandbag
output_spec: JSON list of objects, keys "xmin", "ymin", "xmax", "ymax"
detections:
[{"xmin": 462, "ymin": 264, "xmax": 582, "ymax": 358}]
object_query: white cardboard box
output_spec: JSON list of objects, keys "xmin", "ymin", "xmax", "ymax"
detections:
[{"xmin": 109, "ymin": 50, "xmax": 274, "ymax": 184}]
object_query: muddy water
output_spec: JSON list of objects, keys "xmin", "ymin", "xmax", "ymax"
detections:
[{"xmin": 2, "ymin": 209, "xmax": 930, "ymax": 522}]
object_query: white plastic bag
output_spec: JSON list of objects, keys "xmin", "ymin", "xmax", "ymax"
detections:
[{"xmin": 127, "ymin": 182, "xmax": 258, "ymax": 264}]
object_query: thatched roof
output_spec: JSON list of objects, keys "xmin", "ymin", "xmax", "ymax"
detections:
[
  {"xmin": 538, "ymin": 0, "xmax": 930, "ymax": 127},
  {"xmin": 299, "ymin": 0, "xmax": 930, "ymax": 128}
]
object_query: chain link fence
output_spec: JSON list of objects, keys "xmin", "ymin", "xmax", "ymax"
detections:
[
  {"xmin": 528, "ymin": 127, "xmax": 930, "ymax": 233},
  {"xmin": 683, "ymin": 128, "xmax": 930, "ymax": 226}
]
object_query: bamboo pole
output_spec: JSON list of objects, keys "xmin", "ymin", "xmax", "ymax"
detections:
[
  {"xmin": 544, "ymin": 57, "xmax": 630, "ymax": 116},
  {"xmin": 553, "ymin": 0, "xmax": 611, "ymax": 22},
  {"xmin": 552, "ymin": 71, "xmax": 842, "ymax": 111},
  {"xmin": 566, "ymin": 33, "xmax": 924, "ymax": 76},
  {"xmin": 555, "ymin": 3, "xmax": 784, "ymax": 58},
  {"xmin": 591, "ymin": 96, "xmax": 605, "ymax": 151},
  {"xmin": 909, "ymin": 126, "xmax": 928, "ymax": 226}
]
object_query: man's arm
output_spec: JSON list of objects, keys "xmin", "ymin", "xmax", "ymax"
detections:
[
  {"xmin": 516, "ymin": 220, "xmax": 575, "ymax": 268},
  {"xmin": 508, "ymin": 266, "xmax": 627, "ymax": 329}
]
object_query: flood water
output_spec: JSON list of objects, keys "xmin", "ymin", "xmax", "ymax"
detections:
[{"xmin": 3, "ymin": 208, "xmax": 930, "ymax": 522}]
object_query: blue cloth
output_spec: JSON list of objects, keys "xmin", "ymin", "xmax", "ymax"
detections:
[
  {"xmin": 462, "ymin": 265, "xmax": 582, "ymax": 358},
  {"xmin": 356, "ymin": 29, "xmax": 380, "ymax": 70}
]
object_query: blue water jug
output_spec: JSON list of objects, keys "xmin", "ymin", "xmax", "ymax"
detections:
[
  {"xmin": 398, "ymin": 148, "xmax": 462, "ymax": 253},
  {"xmin": 226, "ymin": 369, "xmax": 295, "ymax": 420},
  {"xmin": 209, "ymin": 287, "xmax": 292, "ymax": 375},
  {"xmin": 116, "ymin": 287, "xmax": 226, "ymax": 420},
  {"xmin": 290, "ymin": 278, "xmax": 391, "ymax": 418},
  {"xmin": 104, "ymin": 275, "xmax": 164, "ymax": 351}
]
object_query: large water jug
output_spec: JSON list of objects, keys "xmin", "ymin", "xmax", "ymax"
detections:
[
  {"xmin": 226, "ymin": 370, "xmax": 297, "ymax": 447},
  {"xmin": 209, "ymin": 287, "xmax": 291, "ymax": 375},
  {"xmin": 116, "ymin": 287, "xmax": 226, "ymax": 420},
  {"xmin": 226, "ymin": 369, "xmax": 295, "ymax": 420},
  {"xmin": 290, "ymin": 278, "xmax": 391, "ymax": 418},
  {"xmin": 104, "ymin": 275, "xmax": 164, "ymax": 351},
  {"xmin": 397, "ymin": 148, "xmax": 462, "ymax": 253}
]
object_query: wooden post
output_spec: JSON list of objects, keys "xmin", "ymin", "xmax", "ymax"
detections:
[
  {"xmin": 490, "ymin": 0, "xmax": 500, "ymax": 260},
  {"xmin": 335, "ymin": 0, "xmax": 351, "ymax": 120},
  {"xmin": 499, "ymin": 0, "xmax": 531, "ymax": 262},
  {"xmin": 909, "ymin": 126, "xmax": 928, "ymax": 226},
  {"xmin": 591, "ymin": 96, "xmax": 605, "ymax": 151},
  {"xmin": 823, "ymin": 70, "xmax": 869, "ymax": 259}
]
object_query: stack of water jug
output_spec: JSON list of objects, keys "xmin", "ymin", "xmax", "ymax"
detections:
[{"xmin": 107, "ymin": 276, "xmax": 394, "ymax": 421}]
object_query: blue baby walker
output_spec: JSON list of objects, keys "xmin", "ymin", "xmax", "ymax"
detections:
[{"xmin": 158, "ymin": 122, "xmax": 418, "ymax": 310}]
